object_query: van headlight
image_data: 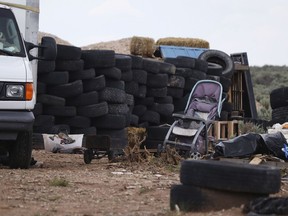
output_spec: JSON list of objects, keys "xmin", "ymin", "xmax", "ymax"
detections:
[{"xmin": 6, "ymin": 84, "xmax": 25, "ymax": 98}]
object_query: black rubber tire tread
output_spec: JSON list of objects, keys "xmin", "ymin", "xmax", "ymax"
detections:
[
  {"xmin": 77, "ymin": 101, "xmax": 108, "ymax": 118},
  {"xmin": 44, "ymin": 106, "xmax": 77, "ymax": 117},
  {"xmin": 106, "ymin": 80, "xmax": 125, "ymax": 90},
  {"xmin": 142, "ymin": 58, "xmax": 160, "ymax": 74},
  {"xmin": 37, "ymin": 60, "xmax": 55, "ymax": 74},
  {"xmin": 198, "ymin": 49, "xmax": 234, "ymax": 78},
  {"xmin": 206, "ymin": 75, "xmax": 220, "ymax": 82},
  {"xmin": 146, "ymin": 125, "xmax": 170, "ymax": 140},
  {"xmin": 81, "ymin": 50, "xmax": 115, "ymax": 69},
  {"xmin": 108, "ymin": 104, "xmax": 129, "ymax": 115},
  {"xmin": 132, "ymin": 69, "xmax": 147, "ymax": 84},
  {"xmin": 92, "ymin": 114, "xmax": 126, "ymax": 129},
  {"xmin": 82, "ymin": 75, "xmax": 106, "ymax": 92},
  {"xmin": 124, "ymin": 81, "xmax": 139, "ymax": 95},
  {"xmin": 129, "ymin": 54, "xmax": 143, "ymax": 69},
  {"xmin": 32, "ymin": 133, "xmax": 44, "ymax": 150},
  {"xmin": 132, "ymin": 105, "xmax": 147, "ymax": 116},
  {"xmin": 9, "ymin": 132, "xmax": 32, "ymax": 169},
  {"xmin": 180, "ymin": 160, "xmax": 281, "ymax": 194},
  {"xmin": 220, "ymin": 76, "xmax": 232, "ymax": 93},
  {"xmin": 130, "ymin": 114, "xmax": 139, "ymax": 126},
  {"xmin": 37, "ymin": 82, "xmax": 47, "ymax": 95},
  {"xmin": 38, "ymin": 71, "xmax": 69, "ymax": 85},
  {"xmin": 270, "ymin": 87, "xmax": 288, "ymax": 109},
  {"xmin": 135, "ymin": 85, "xmax": 147, "ymax": 98},
  {"xmin": 175, "ymin": 67, "xmax": 193, "ymax": 78},
  {"xmin": 34, "ymin": 115, "xmax": 55, "ymax": 127},
  {"xmin": 95, "ymin": 67, "xmax": 121, "ymax": 80},
  {"xmin": 48, "ymin": 80, "xmax": 83, "ymax": 98},
  {"xmin": 168, "ymin": 75, "xmax": 185, "ymax": 88},
  {"xmin": 69, "ymin": 68, "xmax": 95, "ymax": 81},
  {"xmin": 186, "ymin": 69, "xmax": 206, "ymax": 79},
  {"xmin": 120, "ymin": 70, "xmax": 133, "ymax": 82},
  {"xmin": 272, "ymin": 106, "xmax": 288, "ymax": 119},
  {"xmin": 32, "ymin": 102, "xmax": 43, "ymax": 116},
  {"xmin": 173, "ymin": 93, "xmax": 189, "ymax": 112},
  {"xmin": 125, "ymin": 94, "xmax": 134, "ymax": 106},
  {"xmin": 37, "ymin": 94, "xmax": 65, "ymax": 106},
  {"xmin": 184, "ymin": 77, "xmax": 200, "ymax": 91},
  {"xmin": 167, "ymin": 87, "xmax": 184, "ymax": 98},
  {"xmin": 70, "ymin": 126, "xmax": 97, "ymax": 135},
  {"xmin": 151, "ymin": 103, "xmax": 174, "ymax": 116},
  {"xmin": 115, "ymin": 54, "xmax": 132, "ymax": 71},
  {"xmin": 134, "ymin": 97, "xmax": 154, "ymax": 106},
  {"xmin": 83, "ymin": 149, "xmax": 93, "ymax": 164},
  {"xmin": 56, "ymin": 116, "xmax": 91, "ymax": 128},
  {"xmin": 66, "ymin": 91, "xmax": 99, "ymax": 107},
  {"xmin": 164, "ymin": 57, "xmax": 195, "ymax": 68},
  {"xmin": 99, "ymin": 87, "xmax": 126, "ymax": 104},
  {"xmin": 170, "ymin": 184, "xmax": 266, "ymax": 212},
  {"xmin": 146, "ymin": 87, "xmax": 167, "ymax": 97},
  {"xmin": 56, "ymin": 44, "xmax": 82, "ymax": 60},
  {"xmin": 176, "ymin": 56, "xmax": 208, "ymax": 72},
  {"xmin": 55, "ymin": 59, "xmax": 84, "ymax": 72},
  {"xmin": 207, "ymin": 62, "xmax": 223, "ymax": 76},
  {"xmin": 154, "ymin": 96, "xmax": 173, "ymax": 104},
  {"xmin": 147, "ymin": 73, "xmax": 168, "ymax": 88},
  {"xmin": 140, "ymin": 110, "xmax": 160, "ymax": 125},
  {"xmin": 159, "ymin": 61, "xmax": 176, "ymax": 74}
]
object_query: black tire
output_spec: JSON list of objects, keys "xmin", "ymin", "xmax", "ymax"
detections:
[
  {"xmin": 37, "ymin": 60, "xmax": 55, "ymax": 74},
  {"xmin": 83, "ymin": 149, "xmax": 93, "ymax": 164},
  {"xmin": 32, "ymin": 102, "xmax": 43, "ymax": 116},
  {"xmin": 184, "ymin": 77, "xmax": 199, "ymax": 91},
  {"xmin": 96, "ymin": 67, "xmax": 122, "ymax": 80},
  {"xmin": 186, "ymin": 69, "xmax": 206, "ymax": 79},
  {"xmin": 125, "ymin": 94, "xmax": 134, "ymax": 106},
  {"xmin": 9, "ymin": 131, "xmax": 32, "ymax": 169},
  {"xmin": 168, "ymin": 75, "xmax": 185, "ymax": 88},
  {"xmin": 56, "ymin": 116, "xmax": 91, "ymax": 128},
  {"xmin": 108, "ymin": 104, "xmax": 129, "ymax": 115},
  {"xmin": 175, "ymin": 67, "xmax": 193, "ymax": 78},
  {"xmin": 99, "ymin": 87, "xmax": 126, "ymax": 104},
  {"xmin": 55, "ymin": 59, "xmax": 84, "ymax": 71},
  {"xmin": 70, "ymin": 126, "xmax": 97, "ymax": 135},
  {"xmin": 147, "ymin": 73, "xmax": 168, "ymax": 88},
  {"xmin": 272, "ymin": 106, "xmax": 288, "ymax": 119},
  {"xmin": 142, "ymin": 58, "xmax": 160, "ymax": 73},
  {"xmin": 134, "ymin": 97, "xmax": 154, "ymax": 106},
  {"xmin": 129, "ymin": 55, "xmax": 143, "ymax": 69},
  {"xmin": 48, "ymin": 80, "xmax": 83, "ymax": 98},
  {"xmin": 69, "ymin": 68, "xmax": 96, "ymax": 81},
  {"xmin": 151, "ymin": 103, "xmax": 174, "ymax": 116},
  {"xmin": 34, "ymin": 115, "xmax": 55, "ymax": 127},
  {"xmin": 198, "ymin": 49, "xmax": 234, "ymax": 78},
  {"xmin": 164, "ymin": 57, "xmax": 195, "ymax": 68},
  {"xmin": 37, "ymin": 94, "xmax": 65, "ymax": 106},
  {"xmin": 56, "ymin": 44, "xmax": 82, "ymax": 60},
  {"xmin": 207, "ymin": 62, "xmax": 223, "ymax": 76},
  {"xmin": 154, "ymin": 96, "xmax": 173, "ymax": 104},
  {"xmin": 120, "ymin": 70, "xmax": 133, "ymax": 82},
  {"xmin": 81, "ymin": 50, "xmax": 115, "ymax": 69},
  {"xmin": 167, "ymin": 87, "xmax": 184, "ymax": 98},
  {"xmin": 130, "ymin": 114, "xmax": 139, "ymax": 126},
  {"xmin": 180, "ymin": 160, "xmax": 281, "ymax": 194},
  {"xmin": 49, "ymin": 124, "xmax": 70, "ymax": 134},
  {"xmin": 159, "ymin": 61, "xmax": 176, "ymax": 74},
  {"xmin": 44, "ymin": 106, "xmax": 77, "ymax": 117},
  {"xmin": 106, "ymin": 80, "xmax": 125, "ymax": 90},
  {"xmin": 140, "ymin": 110, "xmax": 160, "ymax": 125},
  {"xmin": 66, "ymin": 91, "xmax": 99, "ymax": 107},
  {"xmin": 270, "ymin": 87, "xmax": 288, "ymax": 109},
  {"xmin": 77, "ymin": 102, "xmax": 108, "ymax": 118},
  {"xmin": 115, "ymin": 54, "xmax": 132, "ymax": 71},
  {"xmin": 37, "ymin": 82, "xmax": 47, "ymax": 95},
  {"xmin": 124, "ymin": 81, "xmax": 139, "ymax": 95},
  {"xmin": 132, "ymin": 69, "xmax": 147, "ymax": 84},
  {"xmin": 170, "ymin": 184, "xmax": 266, "ymax": 212},
  {"xmin": 146, "ymin": 126, "xmax": 170, "ymax": 140},
  {"xmin": 83, "ymin": 75, "xmax": 106, "ymax": 92},
  {"xmin": 135, "ymin": 85, "xmax": 147, "ymax": 98},
  {"xmin": 206, "ymin": 75, "xmax": 220, "ymax": 82},
  {"xmin": 132, "ymin": 105, "xmax": 147, "ymax": 116},
  {"xmin": 92, "ymin": 114, "xmax": 126, "ymax": 129},
  {"xmin": 38, "ymin": 71, "xmax": 69, "ymax": 85},
  {"xmin": 176, "ymin": 56, "xmax": 208, "ymax": 72},
  {"xmin": 146, "ymin": 87, "xmax": 167, "ymax": 97}
]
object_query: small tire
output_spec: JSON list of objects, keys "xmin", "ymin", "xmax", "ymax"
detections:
[{"xmin": 84, "ymin": 149, "xmax": 93, "ymax": 164}]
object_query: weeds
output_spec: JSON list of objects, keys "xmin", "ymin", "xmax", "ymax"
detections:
[{"xmin": 49, "ymin": 177, "xmax": 69, "ymax": 187}]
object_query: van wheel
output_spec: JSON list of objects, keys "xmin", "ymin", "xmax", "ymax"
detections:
[{"xmin": 9, "ymin": 131, "xmax": 32, "ymax": 169}]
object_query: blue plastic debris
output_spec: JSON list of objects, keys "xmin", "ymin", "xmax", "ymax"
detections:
[{"xmin": 159, "ymin": 45, "xmax": 208, "ymax": 59}]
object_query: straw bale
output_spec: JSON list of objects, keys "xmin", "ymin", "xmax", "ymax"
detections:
[
  {"xmin": 156, "ymin": 37, "xmax": 209, "ymax": 48},
  {"xmin": 130, "ymin": 36, "xmax": 155, "ymax": 57}
]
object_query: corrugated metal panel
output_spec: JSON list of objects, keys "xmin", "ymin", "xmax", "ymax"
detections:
[{"xmin": 159, "ymin": 45, "xmax": 208, "ymax": 59}]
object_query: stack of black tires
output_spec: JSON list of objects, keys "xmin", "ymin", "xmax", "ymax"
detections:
[
  {"xmin": 269, "ymin": 87, "xmax": 288, "ymax": 126},
  {"xmin": 33, "ymin": 44, "xmax": 235, "ymax": 151}
]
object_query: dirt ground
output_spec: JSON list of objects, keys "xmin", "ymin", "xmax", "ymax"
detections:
[{"xmin": 0, "ymin": 149, "xmax": 287, "ymax": 216}]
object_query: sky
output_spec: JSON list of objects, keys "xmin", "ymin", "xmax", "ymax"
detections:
[{"xmin": 39, "ymin": 0, "xmax": 288, "ymax": 66}]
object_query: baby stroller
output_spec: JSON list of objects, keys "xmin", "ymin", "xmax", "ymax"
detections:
[{"xmin": 159, "ymin": 80, "xmax": 224, "ymax": 159}]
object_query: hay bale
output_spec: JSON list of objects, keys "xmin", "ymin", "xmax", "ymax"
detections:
[
  {"xmin": 130, "ymin": 36, "xmax": 155, "ymax": 57},
  {"xmin": 156, "ymin": 37, "xmax": 210, "ymax": 49}
]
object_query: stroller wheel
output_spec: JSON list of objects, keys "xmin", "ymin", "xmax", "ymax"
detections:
[
  {"xmin": 108, "ymin": 150, "xmax": 115, "ymax": 161},
  {"xmin": 84, "ymin": 149, "xmax": 93, "ymax": 164},
  {"xmin": 190, "ymin": 151, "xmax": 202, "ymax": 160}
]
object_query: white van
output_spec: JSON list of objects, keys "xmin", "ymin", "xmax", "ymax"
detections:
[{"xmin": 0, "ymin": 1, "xmax": 56, "ymax": 168}]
